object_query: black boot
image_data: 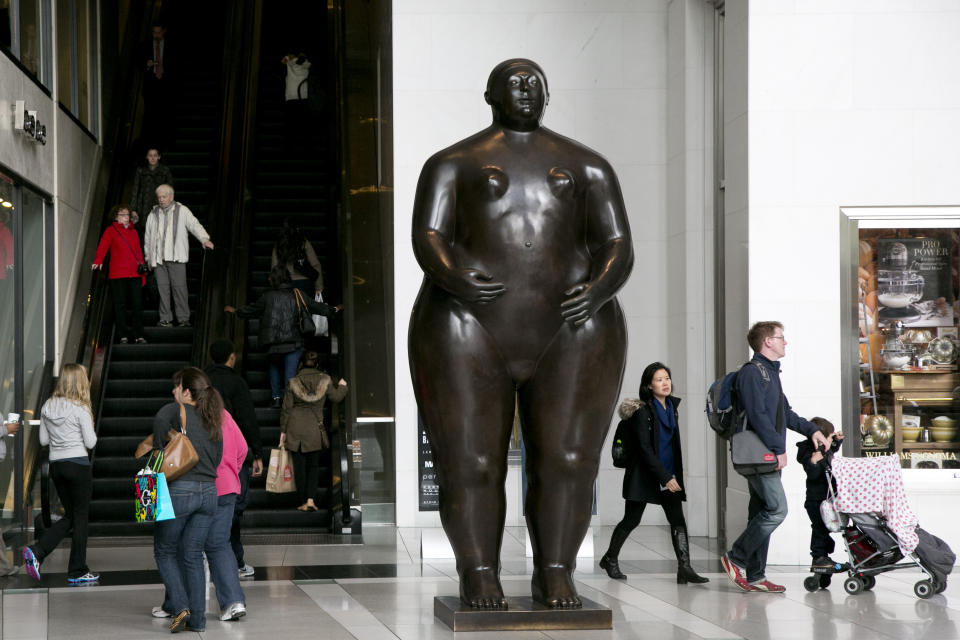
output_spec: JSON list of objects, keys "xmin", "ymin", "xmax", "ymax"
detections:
[
  {"xmin": 599, "ymin": 526, "xmax": 630, "ymax": 580},
  {"xmin": 671, "ymin": 526, "xmax": 709, "ymax": 584}
]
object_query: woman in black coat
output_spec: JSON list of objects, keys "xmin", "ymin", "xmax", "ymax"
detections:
[
  {"xmin": 225, "ymin": 266, "xmax": 339, "ymax": 406},
  {"xmin": 599, "ymin": 362, "xmax": 708, "ymax": 584}
]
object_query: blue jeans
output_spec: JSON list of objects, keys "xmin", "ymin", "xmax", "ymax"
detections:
[
  {"xmin": 154, "ymin": 481, "xmax": 217, "ymax": 629},
  {"xmin": 269, "ymin": 348, "xmax": 303, "ymax": 399},
  {"xmin": 206, "ymin": 493, "xmax": 245, "ymax": 609},
  {"xmin": 727, "ymin": 471, "xmax": 787, "ymax": 582}
]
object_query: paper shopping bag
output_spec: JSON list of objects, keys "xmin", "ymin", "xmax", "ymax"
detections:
[
  {"xmin": 314, "ymin": 292, "xmax": 329, "ymax": 336},
  {"xmin": 155, "ymin": 472, "xmax": 176, "ymax": 521},
  {"xmin": 266, "ymin": 446, "xmax": 296, "ymax": 493}
]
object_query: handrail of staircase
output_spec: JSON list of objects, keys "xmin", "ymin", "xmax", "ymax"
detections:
[
  {"xmin": 191, "ymin": 0, "xmax": 263, "ymax": 368},
  {"xmin": 64, "ymin": 0, "xmax": 160, "ymax": 400},
  {"xmin": 330, "ymin": 390, "xmax": 358, "ymax": 533}
]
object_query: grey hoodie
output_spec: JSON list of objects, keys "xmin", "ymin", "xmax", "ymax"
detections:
[{"xmin": 40, "ymin": 397, "xmax": 97, "ymax": 461}]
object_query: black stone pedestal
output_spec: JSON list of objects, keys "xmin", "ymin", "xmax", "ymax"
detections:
[{"xmin": 434, "ymin": 596, "xmax": 613, "ymax": 631}]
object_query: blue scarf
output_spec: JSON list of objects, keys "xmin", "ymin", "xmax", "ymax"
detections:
[{"xmin": 652, "ymin": 397, "xmax": 676, "ymax": 478}]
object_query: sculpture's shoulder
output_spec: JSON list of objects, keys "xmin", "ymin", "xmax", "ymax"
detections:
[
  {"xmin": 425, "ymin": 128, "xmax": 497, "ymax": 165},
  {"xmin": 539, "ymin": 127, "xmax": 616, "ymax": 176}
]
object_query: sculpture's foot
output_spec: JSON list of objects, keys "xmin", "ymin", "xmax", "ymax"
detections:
[
  {"xmin": 459, "ymin": 566, "xmax": 507, "ymax": 609},
  {"xmin": 531, "ymin": 565, "xmax": 582, "ymax": 609}
]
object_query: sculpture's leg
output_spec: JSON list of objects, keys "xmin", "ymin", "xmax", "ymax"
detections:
[
  {"xmin": 409, "ymin": 300, "xmax": 515, "ymax": 609},
  {"xmin": 519, "ymin": 302, "xmax": 627, "ymax": 608}
]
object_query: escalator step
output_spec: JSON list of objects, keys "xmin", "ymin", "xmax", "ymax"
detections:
[
  {"xmin": 109, "ymin": 361, "xmax": 188, "ymax": 379},
  {"xmin": 102, "ymin": 397, "xmax": 174, "ymax": 417}
]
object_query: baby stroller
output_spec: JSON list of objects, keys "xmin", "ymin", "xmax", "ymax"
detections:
[{"xmin": 803, "ymin": 450, "xmax": 955, "ymax": 599}]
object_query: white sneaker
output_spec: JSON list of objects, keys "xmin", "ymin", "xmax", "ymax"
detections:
[
  {"xmin": 151, "ymin": 606, "xmax": 171, "ymax": 618},
  {"xmin": 220, "ymin": 602, "xmax": 247, "ymax": 621},
  {"xmin": 238, "ymin": 564, "xmax": 255, "ymax": 577}
]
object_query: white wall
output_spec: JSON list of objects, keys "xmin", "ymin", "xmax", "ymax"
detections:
[
  {"xmin": 746, "ymin": 0, "xmax": 960, "ymax": 564},
  {"xmin": 393, "ymin": 0, "xmax": 683, "ymax": 528}
]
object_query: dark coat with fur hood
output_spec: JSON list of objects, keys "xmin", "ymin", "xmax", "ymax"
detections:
[
  {"xmin": 617, "ymin": 396, "xmax": 686, "ymax": 504},
  {"xmin": 280, "ymin": 367, "xmax": 348, "ymax": 452}
]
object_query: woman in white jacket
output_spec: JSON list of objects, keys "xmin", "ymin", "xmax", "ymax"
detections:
[{"xmin": 22, "ymin": 364, "xmax": 99, "ymax": 584}]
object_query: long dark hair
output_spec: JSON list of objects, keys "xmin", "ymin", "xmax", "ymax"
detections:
[
  {"xmin": 639, "ymin": 361, "xmax": 672, "ymax": 403},
  {"xmin": 268, "ymin": 265, "xmax": 291, "ymax": 288},
  {"xmin": 173, "ymin": 367, "xmax": 223, "ymax": 441},
  {"xmin": 274, "ymin": 220, "xmax": 306, "ymax": 267}
]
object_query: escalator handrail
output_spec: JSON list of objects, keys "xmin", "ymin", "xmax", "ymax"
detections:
[
  {"xmin": 332, "ymin": 398, "xmax": 352, "ymax": 526},
  {"xmin": 190, "ymin": 0, "xmax": 263, "ymax": 368}
]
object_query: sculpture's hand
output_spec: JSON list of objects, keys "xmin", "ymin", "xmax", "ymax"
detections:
[
  {"xmin": 560, "ymin": 282, "xmax": 602, "ymax": 326},
  {"xmin": 443, "ymin": 269, "xmax": 506, "ymax": 304}
]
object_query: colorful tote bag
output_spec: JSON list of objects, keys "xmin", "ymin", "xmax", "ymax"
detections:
[{"xmin": 135, "ymin": 468, "xmax": 176, "ymax": 523}]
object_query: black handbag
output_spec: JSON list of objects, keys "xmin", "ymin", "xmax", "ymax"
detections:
[{"xmin": 292, "ymin": 288, "xmax": 316, "ymax": 336}]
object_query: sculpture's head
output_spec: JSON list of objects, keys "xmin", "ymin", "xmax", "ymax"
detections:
[{"xmin": 485, "ymin": 58, "xmax": 549, "ymax": 132}]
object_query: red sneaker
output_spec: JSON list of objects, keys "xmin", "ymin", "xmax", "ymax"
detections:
[
  {"xmin": 721, "ymin": 554, "xmax": 752, "ymax": 592},
  {"xmin": 749, "ymin": 579, "xmax": 786, "ymax": 593}
]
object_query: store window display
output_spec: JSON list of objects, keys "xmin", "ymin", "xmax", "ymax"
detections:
[{"xmin": 856, "ymin": 227, "xmax": 960, "ymax": 470}]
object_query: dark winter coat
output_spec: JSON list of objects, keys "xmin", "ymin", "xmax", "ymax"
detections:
[
  {"xmin": 205, "ymin": 363, "xmax": 262, "ymax": 463},
  {"xmin": 796, "ymin": 438, "xmax": 842, "ymax": 503},
  {"xmin": 130, "ymin": 163, "xmax": 174, "ymax": 228},
  {"xmin": 739, "ymin": 353, "xmax": 818, "ymax": 455},
  {"xmin": 280, "ymin": 368, "xmax": 348, "ymax": 453},
  {"xmin": 617, "ymin": 396, "xmax": 686, "ymax": 504},
  {"xmin": 236, "ymin": 283, "xmax": 335, "ymax": 354}
]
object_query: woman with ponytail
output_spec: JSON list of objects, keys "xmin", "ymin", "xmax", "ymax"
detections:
[
  {"xmin": 22, "ymin": 364, "xmax": 98, "ymax": 585},
  {"xmin": 151, "ymin": 367, "xmax": 223, "ymax": 632}
]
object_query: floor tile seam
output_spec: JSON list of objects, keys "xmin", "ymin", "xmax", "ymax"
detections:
[
  {"xmin": 297, "ymin": 581, "xmax": 400, "ymax": 638},
  {"xmin": 394, "ymin": 529, "xmax": 416, "ymax": 563},
  {"xmin": 578, "ymin": 578, "xmax": 743, "ymax": 639}
]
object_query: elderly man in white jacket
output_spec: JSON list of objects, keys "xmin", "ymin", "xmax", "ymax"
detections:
[{"xmin": 143, "ymin": 184, "xmax": 214, "ymax": 326}]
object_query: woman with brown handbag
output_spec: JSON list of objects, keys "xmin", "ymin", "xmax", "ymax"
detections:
[
  {"xmin": 225, "ymin": 266, "xmax": 340, "ymax": 407},
  {"xmin": 279, "ymin": 351, "xmax": 347, "ymax": 512},
  {"xmin": 151, "ymin": 367, "xmax": 223, "ymax": 632}
]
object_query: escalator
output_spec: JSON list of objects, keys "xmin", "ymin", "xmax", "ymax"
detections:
[
  {"xmin": 87, "ymin": 8, "xmax": 223, "ymax": 537},
  {"xmin": 236, "ymin": 2, "xmax": 341, "ymax": 531},
  {"xmin": 81, "ymin": 0, "xmax": 347, "ymax": 537}
]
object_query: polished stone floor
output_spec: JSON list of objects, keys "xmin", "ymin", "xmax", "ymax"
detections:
[{"xmin": 0, "ymin": 525, "xmax": 955, "ymax": 639}]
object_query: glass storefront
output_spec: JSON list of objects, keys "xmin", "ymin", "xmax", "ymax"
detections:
[
  {"xmin": 0, "ymin": 170, "xmax": 51, "ymax": 566},
  {"xmin": 850, "ymin": 212, "xmax": 960, "ymax": 470}
]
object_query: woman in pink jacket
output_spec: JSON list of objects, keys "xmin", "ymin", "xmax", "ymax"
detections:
[{"xmin": 207, "ymin": 410, "xmax": 249, "ymax": 621}]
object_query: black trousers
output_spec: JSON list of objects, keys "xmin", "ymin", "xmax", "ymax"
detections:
[
  {"xmin": 291, "ymin": 448, "xmax": 321, "ymax": 505},
  {"xmin": 617, "ymin": 493, "xmax": 686, "ymax": 532},
  {"xmin": 230, "ymin": 463, "xmax": 251, "ymax": 566},
  {"xmin": 110, "ymin": 277, "xmax": 144, "ymax": 340},
  {"xmin": 34, "ymin": 461, "xmax": 92, "ymax": 578},
  {"xmin": 804, "ymin": 499, "xmax": 836, "ymax": 559}
]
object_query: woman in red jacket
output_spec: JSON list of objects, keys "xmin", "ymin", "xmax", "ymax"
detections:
[{"xmin": 92, "ymin": 205, "xmax": 147, "ymax": 344}]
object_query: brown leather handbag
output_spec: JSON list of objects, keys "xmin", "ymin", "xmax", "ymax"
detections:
[{"xmin": 135, "ymin": 404, "xmax": 199, "ymax": 482}]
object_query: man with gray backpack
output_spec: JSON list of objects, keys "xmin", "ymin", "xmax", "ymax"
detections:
[{"xmin": 716, "ymin": 321, "xmax": 828, "ymax": 593}]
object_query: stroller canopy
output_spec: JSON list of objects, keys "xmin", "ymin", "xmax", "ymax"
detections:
[{"xmin": 831, "ymin": 454, "xmax": 919, "ymax": 554}]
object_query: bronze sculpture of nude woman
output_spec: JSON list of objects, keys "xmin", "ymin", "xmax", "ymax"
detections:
[{"xmin": 409, "ymin": 59, "xmax": 633, "ymax": 610}]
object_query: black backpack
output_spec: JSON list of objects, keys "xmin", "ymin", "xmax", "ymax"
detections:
[
  {"xmin": 705, "ymin": 361, "xmax": 769, "ymax": 439},
  {"xmin": 611, "ymin": 419, "xmax": 630, "ymax": 468}
]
